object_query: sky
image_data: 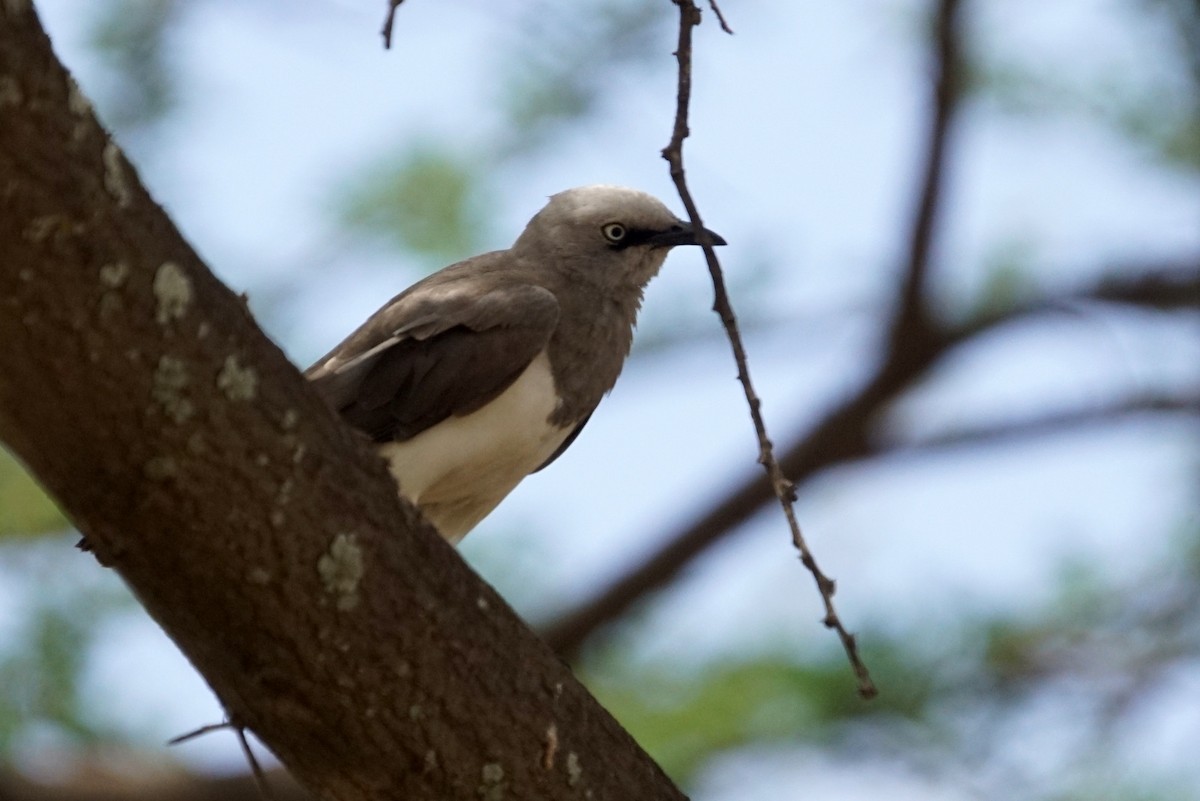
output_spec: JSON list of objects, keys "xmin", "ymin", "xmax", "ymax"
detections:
[{"xmin": 11, "ymin": 0, "xmax": 1200, "ymax": 797}]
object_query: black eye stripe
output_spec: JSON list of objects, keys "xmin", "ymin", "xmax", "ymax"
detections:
[{"xmin": 607, "ymin": 227, "xmax": 657, "ymax": 250}]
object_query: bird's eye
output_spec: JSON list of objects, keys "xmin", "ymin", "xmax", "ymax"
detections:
[{"xmin": 601, "ymin": 222, "xmax": 627, "ymax": 243}]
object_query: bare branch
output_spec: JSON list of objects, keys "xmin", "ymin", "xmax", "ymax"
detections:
[
  {"xmin": 951, "ymin": 263, "xmax": 1200, "ymax": 342},
  {"xmin": 380, "ymin": 0, "xmax": 406, "ymax": 50},
  {"xmin": 708, "ymin": 0, "xmax": 734, "ymax": 35},
  {"xmin": 660, "ymin": 0, "xmax": 875, "ymax": 697},
  {"xmin": 236, "ymin": 726, "xmax": 277, "ymax": 801},
  {"xmin": 540, "ymin": 261, "xmax": 1199, "ymax": 659},
  {"xmin": 882, "ymin": 393, "xmax": 1200, "ymax": 458},
  {"xmin": 893, "ymin": 0, "xmax": 963, "ymax": 339}
]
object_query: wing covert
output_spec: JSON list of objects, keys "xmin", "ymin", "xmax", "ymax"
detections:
[{"xmin": 307, "ymin": 280, "xmax": 559, "ymax": 442}]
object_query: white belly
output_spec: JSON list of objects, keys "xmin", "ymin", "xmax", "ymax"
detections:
[{"xmin": 377, "ymin": 350, "xmax": 570, "ymax": 543}]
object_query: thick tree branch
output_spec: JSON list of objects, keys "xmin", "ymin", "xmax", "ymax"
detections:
[{"xmin": 0, "ymin": 5, "xmax": 685, "ymax": 800}]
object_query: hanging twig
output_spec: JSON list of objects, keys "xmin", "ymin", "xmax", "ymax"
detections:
[
  {"xmin": 380, "ymin": 0, "xmax": 407, "ymax": 50},
  {"xmin": 168, "ymin": 719, "xmax": 275, "ymax": 801},
  {"xmin": 660, "ymin": 0, "xmax": 876, "ymax": 699},
  {"xmin": 708, "ymin": 0, "xmax": 734, "ymax": 34},
  {"xmin": 236, "ymin": 725, "xmax": 277, "ymax": 801}
]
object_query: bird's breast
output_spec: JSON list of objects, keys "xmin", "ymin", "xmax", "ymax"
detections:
[{"xmin": 377, "ymin": 350, "xmax": 571, "ymax": 541}]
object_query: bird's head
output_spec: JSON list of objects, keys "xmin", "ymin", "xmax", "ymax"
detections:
[{"xmin": 514, "ymin": 185, "xmax": 726, "ymax": 291}]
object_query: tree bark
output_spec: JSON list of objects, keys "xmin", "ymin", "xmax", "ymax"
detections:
[{"xmin": 0, "ymin": 4, "xmax": 687, "ymax": 800}]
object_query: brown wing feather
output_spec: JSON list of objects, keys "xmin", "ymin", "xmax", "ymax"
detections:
[{"xmin": 307, "ymin": 274, "xmax": 560, "ymax": 443}]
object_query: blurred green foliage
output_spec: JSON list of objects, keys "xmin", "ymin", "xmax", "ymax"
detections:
[
  {"xmin": 332, "ymin": 0, "xmax": 666, "ymax": 268},
  {"xmin": 87, "ymin": 0, "xmax": 183, "ymax": 134},
  {"xmin": 580, "ymin": 520, "xmax": 1200, "ymax": 796},
  {"xmin": 0, "ymin": 540, "xmax": 131, "ymax": 757},
  {"xmin": 0, "ymin": 449, "xmax": 66, "ymax": 539},
  {"xmin": 335, "ymin": 144, "xmax": 491, "ymax": 264},
  {"xmin": 587, "ymin": 646, "xmax": 936, "ymax": 781},
  {"xmin": 497, "ymin": 0, "xmax": 666, "ymax": 156},
  {"xmin": 971, "ymin": 0, "xmax": 1200, "ymax": 172}
]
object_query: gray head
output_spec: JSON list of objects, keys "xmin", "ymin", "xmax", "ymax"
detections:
[{"xmin": 512, "ymin": 185, "xmax": 725, "ymax": 292}]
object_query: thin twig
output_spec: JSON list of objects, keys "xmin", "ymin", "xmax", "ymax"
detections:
[
  {"xmin": 236, "ymin": 725, "xmax": 277, "ymax": 801},
  {"xmin": 167, "ymin": 720, "xmax": 232, "ymax": 745},
  {"xmin": 380, "ymin": 0, "xmax": 406, "ymax": 50},
  {"xmin": 708, "ymin": 0, "xmax": 735, "ymax": 34},
  {"xmin": 168, "ymin": 719, "xmax": 275, "ymax": 801},
  {"xmin": 661, "ymin": 0, "xmax": 876, "ymax": 699}
]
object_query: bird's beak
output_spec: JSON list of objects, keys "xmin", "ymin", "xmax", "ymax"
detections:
[{"xmin": 649, "ymin": 222, "xmax": 727, "ymax": 249}]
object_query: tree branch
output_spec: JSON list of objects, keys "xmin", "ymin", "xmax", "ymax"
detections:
[
  {"xmin": 543, "ymin": 267, "xmax": 1199, "ymax": 663},
  {"xmin": 543, "ymin": 0, "xmax": 968, "ymax": 666},
  {"xmin": 893, "ymin": 0, "xmax": 963, "ymax": 338},
  {"xmin": 541, "ymin": 258, "xmax": 1199, "ymax": 658},
  {"xmin": 880, "ymin": 392, "xmax": 1200, "ymax": 458},
  {"xmin": 0, "ymin": 5, "xmax": 686, "ymax": 800},
  {"xmin": 660, "ymin": 0, "xmax": 875, "ymax": 697},
  {"xmin": 380, "ymin": 0, "xmax": 406, "ymax": 50}
]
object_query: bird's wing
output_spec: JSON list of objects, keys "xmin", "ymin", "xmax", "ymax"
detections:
[
  {"xmin": 306, "ymin": 273, "xmax": 560, "ymax": 443},
  {"xmin": 532, "ymin": 410, "xmax": 591, "ymax": 472}
]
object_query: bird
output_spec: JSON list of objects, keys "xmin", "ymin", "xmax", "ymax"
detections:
[{"xmin": 305, "ymin": 185, "xmax": 725, "ymax": 543}]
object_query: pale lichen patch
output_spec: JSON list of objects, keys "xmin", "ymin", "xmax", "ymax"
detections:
[
  {"xmin": 102, "ymin": 141, "xmax": 132, "ymax": 208},
  {"xmin": 318, "ymin": 533, "xmax": 363, "ymax": 611},
  {"xmin": 281, "ymin": 408, "xmax": 299, "ymax": 430},
  {"xmin": 67, "ymin": 78, "xmax": 90, "ymax": 115},
  {"xmin": 67, "ymin": 79, "xmax": 92, "ymax": 141},
  {"xmin": 153, "ymin": 262, "xmax": 192, "ymax": 324},
  {"xmin": 248, "ymin": 567, "xmax": 271, "ymax": 585},
  {"xmin": 152, "ymin": 355, "xmax": 194, "ymax": 423},
  {"xmin": 0, "ymin": 75, "xmax": 22, "ymax": 107},
  {"xmin": 25, "ymin": 215, "xmax": 62, "ymax": 243},
  {"xmin": 99, "ymin": 261, "xmax": 129, "ymax": 288},
  {"xmin": 217, "ymin": 354, "xmax": 258, "ymax": 401},
  {"xmin": 479, "ymin": 763, "xmax": 506, "ymax": 801},
  {"xmin": 566, "ymin": 753, "xmax": 582, "ymax": 787}
]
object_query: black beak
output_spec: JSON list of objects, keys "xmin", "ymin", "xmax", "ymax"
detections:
[{"xmin": 648, "ymin": 222, "xmax": 727, "ymax": 249}]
